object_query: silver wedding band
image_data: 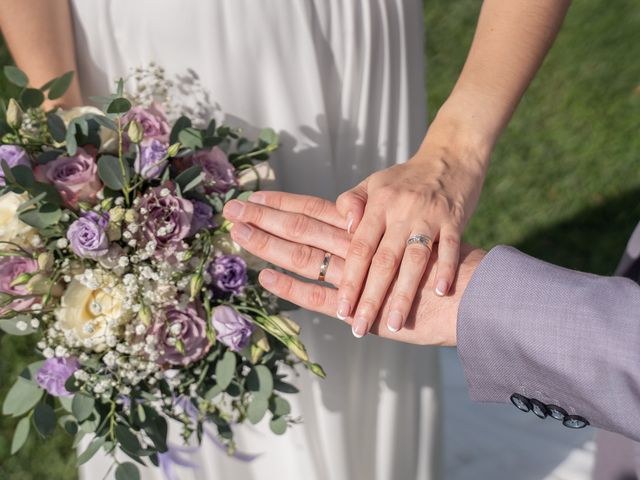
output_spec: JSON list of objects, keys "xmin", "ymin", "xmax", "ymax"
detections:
[
  {"xmin": 318, "ymin": 252, "xmax": 332, "ymax": 281},
  {"xmin": 407, "ymin": 234, "xmax": 433, "ymax": 250}
]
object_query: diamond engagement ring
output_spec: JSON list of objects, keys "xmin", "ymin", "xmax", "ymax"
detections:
[{"xmin": 407, "ymin": 234, "xmax": 433, "ymax": 249}]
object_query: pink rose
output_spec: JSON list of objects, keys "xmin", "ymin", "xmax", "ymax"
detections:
[
  {"xmin": 123, "ymin": 103, "xmax": 170, "ymax": 144},
  {"xmin": 36, "ymin": 148, "xmax": 102, "ymax": 207},
  {"xmin": 0, "ymin": 256, "xmax": 39, "ymax": 315}
]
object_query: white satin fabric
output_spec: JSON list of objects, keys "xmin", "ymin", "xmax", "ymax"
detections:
[{"xmin": 71, "ymin": 1, "xmax": 440, "ymax": 479}]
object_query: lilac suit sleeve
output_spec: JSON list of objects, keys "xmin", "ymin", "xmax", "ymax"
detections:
[{"xmin": 457, "ymin": 245, "xmax": 640, "ymax": 441}]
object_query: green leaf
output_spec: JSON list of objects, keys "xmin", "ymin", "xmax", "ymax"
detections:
[
  {"xmin": 107, "ymin": 97, "xmax": 131, "ymax": 114},
  {"xmin": 169, "ymin": 116, "xmax": 192, "ymax": 144},
  {"xmin": 116, "ymin": 79, "xmax": 124, "ymax": 97},
  {"xmin": 1, "ymin": 159, "xmax": 15, "ymax": 184},
  {"xmin": 4, "ymin": 66, "xmax": 28, "ymax": 88},
  {"xmin": 259, "ymin": 128, "xmax": 278, "ymax": 146},
  {"xmin": 77, "ymin": 435, "xmax": 106, "ymax": 466},
  {"xmin": 12, "ymin": 165, "xmax": 35, "ymax": 189},
  {"xmin": 65, "ymin": 121, "xmax": 78, "ymax": 155},
  {"xmin": 62, "ymin": 417, "xmax": 79, "ymax": 435},
  {"xmin": 31, "ymin": 181, "xmax": 63, "ymax": 206},
  {"xmin": 20, "ymin": 88, "xmax": 45, "ymax": 109},
  {"xmin": 247, "ymin": 397, "xmax": 269, "ymax": 424},
  {"xmin": 90, "ymin": 114, "xmax": 117, "ymax": 131},
  {"xmin": 273, "ymin": 380, "xmax": 299, "ymax": 394},
  {"xmin": 116, "ymin": 462, "xmax": 140, "ymax": 480},
  {"xmin": 98, "ymin": 155, "xmax": 131, "ymax": 190},
  {"xmin": 204, "ymin": 384, "xmax": 224, "ymax": 401},
  {"xmin": 33, "ymin": 403, "xmax": 57, "ymax": 437},
  {"xmin": 47, "ymin": 71, "xmax": 75, "ymax": 100},
  {"xmin": 11, "ymin": 416, "xmax": 30, "ymax": 454},
  {"xmin": 2, "ymin": 377, "xmax": 43, "ymax": 417},
  {"xmin": 59, "ymin": 396, "xmax": 74, "ymax": 413},
  {"xmin": 215, "ymin": 351, "xmax": 237, "ymax": 390},
  {"xmin": 178, "ymin": 127, "xmax": 203, "ymax": 150},
  {"xmin": 143, "ymin": 413, "xmax": 168, "ymax": 453},
  {"xmin": 246, "ymin": 365, "xmax": 274, "ymax": 399},
  {"xmin": 47, "ymin": 114, "xmax": 67, "ymax": 142},
  {"xmin": 20, "ymin": 361, "xmax": 45, "ymax": 382},
  {"xmin": 269, "ymin": 415, "xmax": 287, "ymax": 435},
  {"xmin": 72, "ymin": 394, "xmax": 95, "ymax": 422},
  {"xmin": 115, "ymin": 424, "xmax": 142, "ymax": 454},
  {"xmin": 19, "ymin": 203, "xmax": 62, "ymax": 229},
  {"xmin": 0, "ymin": 318, "xmax": 37, "ymax": 336},
  {"xmin": 269, "ymin": 396, "xmax": 291, "ymax": 418},
  {"xmin": 174, "ymin": 165, "xmax": 204, "ymax": 193}
]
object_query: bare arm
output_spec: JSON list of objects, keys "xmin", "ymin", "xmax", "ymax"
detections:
[{"xmin": 0, "ymin": 0, "xmax": 82, "ymax": 108}]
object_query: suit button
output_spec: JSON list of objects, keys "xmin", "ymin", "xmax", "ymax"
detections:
[
  {"xmin": 530, "ymin": 399, "xmax": 549, "ymax": 419},
  {"xmin": 563, "ymin": 415, "xmax": 589, "ymax": 429},
  {"xmin": 547, "ymin": 404, "xmax": 568, "ymax": 421},
  {"xmin": 510, "ymin": 393, "xmax": 532, "ymax": 413}
]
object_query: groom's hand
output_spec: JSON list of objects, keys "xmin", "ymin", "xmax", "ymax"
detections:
[{"xmin": 223, "ymin": 191, "xmax": 485, "ymax": 346}]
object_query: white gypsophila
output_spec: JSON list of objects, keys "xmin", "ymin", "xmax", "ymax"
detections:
[
  {"xmin": 43, "ymin": 348, "xmax": 54, "ymax": 358},
  {"xmin": 15, "ymin": 320, "xmax": 28, "ymax": 331}
]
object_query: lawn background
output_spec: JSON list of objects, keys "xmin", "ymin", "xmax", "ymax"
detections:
[{"xmin": 1, "ymin": 0, "xmax": 639, "ymax": 478}]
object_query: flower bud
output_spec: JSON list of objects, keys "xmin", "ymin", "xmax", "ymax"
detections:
[
  {"xmin": 268, "ymin": 315, "xmax": 301, "ymax": 337},
  {"xmin": 26, "ymin": 273, "xmax": 49, "ymax": 294},
  {"xmin": 37, "ymin": 252, "xmax": 54, "ymax": 271},
  {"xmin": 286, "ymin": 337, "xmax": 309, "ymax": 362},
  {"xmin": 10, "ymin": 272, "xmax": 32, "ymax": 288},
  {"xmin": 127, "ymin": 120, "xmax": 144, "ymax": 144},
  {"xmin": 175, "ymin": 338, "xmax": 186, "ymax": 355},
  {"xmin": 309, "ymin": 363, "xmax": 326, "ymax": 379},
  {"xmin": 139, "ymin": 305, "xmax": 152, "ymax": 326},
  {"xmin": 190, "ymin": 273, "xmax": 203, "ymax": 299},
  {"xmin": 6, "ymin": 99, "xmax": 23, "ymax": 130},
  {"xmin": 250, "ymin": 328, "xmax": 270, "ymax": 364},
  {"xmin": 167, "ymin": 142, "xmax": 181, "ymax": 157}
]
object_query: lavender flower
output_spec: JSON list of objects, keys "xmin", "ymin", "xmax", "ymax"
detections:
[
  {"xmin": 0, "ymin": 256, "xmax": 39, "ymax": 314},
  {"xmin": 211, "ymin": 306, "xmax": 255, "ymax": 351},
  {"xmin": 188, "ymin": 200, "xmax": 216, "ymax": 236},
  {"xmin": 135, "ymin": 139, "xmax": 168, "ymax": 179},
  {"xmin": 0, "ymin": 145, "xmax": 30, "ymax": 186},
  {"xmin": 35, "ymin": 357, "xmax": 80, "ymax": 397},
  {"xmin": 208, "ymin": 255, "xmax": 247, "ymax": 296},
  {"xmin": 67, "ymin": 211, "xmax": 110, "ymax": 259},
  {"xmin": 191, "ymin": 147, "xmax": 237, "ymax": 194}
]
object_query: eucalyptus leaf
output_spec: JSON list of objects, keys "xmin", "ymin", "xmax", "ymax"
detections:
[
  {"xmin": 31, "ymin": 182, "xmax": 63, "ymax": 206},
  {"xmin": 2, "ymin": 377, "xmax": 43, "ymax": 417},
  {"xmin": 77, "ymin": 435, "xmax": 106, "ymax": 466},
  {"xmin": 215, "ymin": 351, "xmax": 237, "ymax": 390},
  {"xmin": 0, "ymin": 318, "xmax": 37, "ymax": 336},
  {"xmin": 259, "ymin": 128, "xmax": 278, "ymax": 146},
  {"xmin": 19, "ymin": 203, "xmax": 61, "ymax": 229},
  {"xmin": 11, "ymin": 416, "xmax": 30, "ymax": 454},
  {"xmin": 48, "ymin": 71, "xmax": 74, "ymax": 100},
  {"xmin": 116, "ymin": 462, "xmax": 141, "ymax": 480},
  {"xmin": 246, "ymin": 365, "xmax": 273, "ymax": 399},
  {"xmin": 59, "ymin": 396, "xmax": 74, "ymax": 413},
  {"xmin": 11, "ymin": 165, "xmax": 35, "ymax": 189},
  {"xmin": 204, "ymin": 384, "xmax": 223, "ymax": 401},
  {"xmin": 269, "ymin": 415, "xmax": 287, "ymax": 435},
  {"xmin": 20, "ymin": 88, "xmax": 45, "ymax": 109},
  {"xmin": 115, "ymin": 424, "xmax": 142, "ymax": 454},
  {"xmin": 269, "ymin": 396, "xmax": 291, "ymax": 418},
  {"xmin": 72, "ymin": 394, "xmax": 95, "ymax": 422},
  {"xmin": 107, "ymin": 97, "xmax": 132, "ymax": 114},
  {"xmin": 4, "ymin": 66, "xmax": 28, "ymax": 88},
  {"xmin": 66, "ymin": 121, "xmax": 78, "ymax": 155},
  {"xmin": 98, "ymin": 155, "xmax": 131, "ymax": 190},
  {"xmin": 247, "ymin": 397, "xmax": 269, "ymax": 424},
  {"xmin": 90, "ymin": 114, "xmax": 117, "ymax": 131},
  {"xmin": 273, "ymin": 380, "xmax": 299, "ymax": 394},
  {"xmin": 178, "ymin": 127, "xmax": 203, "ymax": 150},
  {"xmin": 20, "ymin": 361, "xmax": 45, "ymax": 382},
  {"xmin": 169, "ymin": 116, "xmax": 192, "ymax": 144},
  {"xmin": 174, "ymin": 165, "xmax": 204, "ymax": 193},
  {"xmin": 1, "ymin": 160, "xmax": 15, "ymax": 184},
  {"xmin": 47, "ymin": 114, "xmax": 67, "ymax": 142},
  {"xmin": 33, "ymin": 403, "xmax": 57, "ymax": 437}
]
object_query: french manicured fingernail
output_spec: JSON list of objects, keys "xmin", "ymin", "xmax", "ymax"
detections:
[
  {"xmin": 249, "ymin": 192, "xmax": 266, "ymax": 205},
  {"xmin": 347, "ymin": 212, "xmax": 354, "ymax": 234},
  {"xmin": 352, "ymin": 316, "xmax": 368, "ymax": 338},
  {"xmin": 337, "ymin": 299, "xmax": 351, "ymax": 320},
  {"xmin": 260, "ymin": 270, "xmax": 276, "ymax": 287},
  {"xmin": 224, "ymin": 200, "xmax": 244, "ymax": 218},
  {"xmin": 435, "ymin": 279, "xmax": 448, "ymax": 297},
  {"xmin": 387, "ymin": 311, "xmax": 403, "ymax": 332},
  {"xmin": 232, "ymin": 223, "xmax": 252, "ymax": 241}
]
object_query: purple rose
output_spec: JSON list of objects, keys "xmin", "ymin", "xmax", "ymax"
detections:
[
  {"xmin": 135, "ymin": 139, "xmax": 168, "ymax": 179},
  {"xmin": 36, "ymin": 356, "xmax": 79, "ymax": 397},
  {"xmin": 67, "ymin": 211, "xmax": 110, "ymax": 258},
  {"xmin": 137, "ymin": 183, "xmax": 194, "ymax": 259},
  {"xmin": 188, "ymin": 200, "xmax": 216, "ymax": 236},
  {"xmin": 36, "ymin": 147, "xmax": 102, "ymax": 207},
  {"xmin": 0, "ymin": 256, "xmax": 39, "ymax": 314},
  {"xmin": 150, "ymin": 304, "xmax": 211, "ymax": 366},
  {"xmin": 191, "ymin": 147, "xmax": 237, "ymax": 194},
  {"xmin": 208, "ymin": 255, "xmax": 247, "ymax": 296},
  {"xmin": 0, "ymin": 145, "xmax": 30, "ymax": 186},
  {"xmin": 211, "ymin": 306, "xmax": 255, "ymax": 352},
  {"xmin": 123, "ymin": 103, "xmax": 170, "ymax": 144}
]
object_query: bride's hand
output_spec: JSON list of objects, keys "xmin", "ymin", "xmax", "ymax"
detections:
[
  {"xmin": 335, "ymin": 133, "xmax": 488, "ymax": 337},
  {"xmin": 222, "ymin": 192, "xmax": 485, "ymax": 346}
]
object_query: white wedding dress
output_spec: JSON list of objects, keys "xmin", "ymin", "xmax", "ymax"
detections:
[{"xmin": 71, "ymin": 1, "xmax": 440, "ymax": 479}]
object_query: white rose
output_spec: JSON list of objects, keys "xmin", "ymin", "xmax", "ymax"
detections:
[
  {"xmin": 212, "ymin": 232, "xmax": 268, "ymax": 270},
  {"xmin": 0, "ymin": 192, "xmax": 38, "ymax": 246},
  {"xmin": 56, "ymin": 279, "xmax": 130, "ymax": 352},
  {"xmin": 57, "ymin": 106, "xmax": 118, "ymax": 153}
]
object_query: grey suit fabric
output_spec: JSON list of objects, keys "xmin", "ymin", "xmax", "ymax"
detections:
[{"xmin": 456, "ymin": 236, "xmax": 640, "ymax": 478}]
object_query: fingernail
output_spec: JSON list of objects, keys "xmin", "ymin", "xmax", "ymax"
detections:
[
  {"xmin": 346, "ymin": 212, "xmax": 354, "ymax": 234},
  {"xmin": 435, "ymin": 279, "xmax": 448, "ymax": 297},
  {"xmin": 232, "ymin": 223, "xmax": 252, "ymax": 241},
  {"xmin": 352, "ymin": 316, "xmax": 368, "ymax": 338},
  {"xmin": 249, "ymin": 192, "xmax": 266, "ymax": 205},
  {"xmin": 260, "ymin": 270, "xmax": 276, "ymax": 287},
  {"xmin": 387, "ymin": 311, "xmax": 403, "ymax": 332},
  {"xmin": 337, "ymin": 298, "xmax": 351, "ymax": 320},
  {"xmin": 224, "ymin": 200, "xmax": 244, "ymax": 219}
]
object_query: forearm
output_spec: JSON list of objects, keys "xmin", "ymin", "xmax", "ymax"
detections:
[{"xmin": 0, "ymin": 0, "xmax": 82, "ymax": 108}]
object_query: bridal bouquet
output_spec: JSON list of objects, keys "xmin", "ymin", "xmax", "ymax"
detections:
[{"xmin": 0, "ymin": 66, "xmax": 323, "ymax": 478}]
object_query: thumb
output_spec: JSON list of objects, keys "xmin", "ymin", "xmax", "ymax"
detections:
[{"xmin": 336, "ymin": 180, "xmax": 368, "ymax": 234}]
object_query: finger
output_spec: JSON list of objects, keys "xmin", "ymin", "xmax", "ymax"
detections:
[
  {"xmin": 230, "ymin": 222, "xmax": 344, "ymax": 286},
  {"xmin": 336, "ymin": 179, "xmax": 368, "ymax": 234},
  {"xmin": 247, "ymin": 191, "xmax": 347, "ymax": 229},
  {"xmin": 434, "ymin": 224, "xmax": 461, "ymax": 296},
  {"xmin": 336, "ymin": 206, "xmax": 385, "ymax": 322},
  {"xmin": 259, "ymin": 269, "xmax": 340, "ymax": 319},
  {"xmin": 384, "ymin": 227, "xmax": 434, "ymax": 333},
  {"xmin": 223, "ymin": 200, "xmax": 350, "ymax": 258},
  {"xmin": 351, "ymin": 227, "xmax": 408, "ymax": 338}
]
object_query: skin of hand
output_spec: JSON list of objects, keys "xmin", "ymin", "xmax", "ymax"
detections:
[
  {"xmin": 335, "ymin": 0, "xmax": 571, "ymax": 338},
  {"xmin": 222, "ymin": 191, "xmax": 486, "ymax": 346},
  {"xmin": 0, "ymin": 0, "xmax": 83, "ymax": 109}
]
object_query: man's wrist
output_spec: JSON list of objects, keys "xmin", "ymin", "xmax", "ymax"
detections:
[{"xmin": 449, "ymin": 246, "xmax": 486, "ymax": 346}]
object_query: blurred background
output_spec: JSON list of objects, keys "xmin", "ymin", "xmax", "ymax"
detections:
[{"xmin": 0, "ymin": 0, "xmax": 638, "ymax": 478}]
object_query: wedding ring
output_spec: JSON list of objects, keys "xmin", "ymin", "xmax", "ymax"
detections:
[
  {"xmin": 407, "ymin": 234, "xmax": 433, "ymax": 250},
  {"xmin": 318, "ymin": 252, "xmax": 332, "ymax": 281}
]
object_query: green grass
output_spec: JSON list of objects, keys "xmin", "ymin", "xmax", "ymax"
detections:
[{"xmin": 1, "ymin": 1, "xmax": 639, "ymax": 477}]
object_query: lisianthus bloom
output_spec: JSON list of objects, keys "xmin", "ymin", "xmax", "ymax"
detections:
[
  {"xmin": 0, "ymin": 145, "xmax": 30, "ymax": 186},
  {"xmin": 135, "ymin": 138, "xmax": 168, "ymax": 179},
  {"xmin": 36, "ymin": 147, "xmax": 102, "ymax": 207},
  {"xmin": 208, "ymin": 255, "xmax": 247, "ymax": 297},
  {"xmin": 0, "ymin": 192, "xmax": 38, "ymax": 246},
  {"xmin": 0, "ymin": 255, "xmax": 39, "ymax": 314},
  {"xmin": 36, "ymin": 357, "xmax": 80, "ymax": 397},
  {"xmin": 67, "ymin": 211, "xmax": 110, "ymax": 259},
  {"xmin": 211, "ymin": 306, "xmax": 255, "ymax": 352},
  {"xmin": 150, "ymin": 304, "xmax": 210, "ymax": 367},
  {"xmin": 123, "ymin": 103, "xmax": 170, "ymax": 144},
  {"xmin": 188, "ymin": 200, "xmax": 216, "ymax": 236},
  {"xmin": 190, "ymin": 147, "xmax": 237, "ymax": 194},
  {"xmin": 212, "ymin": 232, "xmax": 267, "ymax": 270}
]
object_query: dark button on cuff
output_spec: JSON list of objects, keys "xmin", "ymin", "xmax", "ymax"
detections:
[
  {"xmin": 530, "ymin": 399, "xmax": 549, "ymax": 419},
  {"xmin": 510, "ymin": 393, "xmax": 532, "ymax": 413},
  {"xmin": 563, "ymin": 415, "xmax": 589, "ymax": 429},
  {"xmin": 547, "ymin": 404, "xmax": 567, "ymax": 421}
]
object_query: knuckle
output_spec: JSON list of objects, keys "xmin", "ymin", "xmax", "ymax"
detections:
[
  {"xmin": 251, "ymin": 229, "xmax": 270, "ymax": 252},
  {"xmin": 358, "ymin": 298, "xmax": 381, "ymax": 316},
  {"xmin": 307, "ymin": 284, "xmax": 327, "ymax": 307},
  {"xmin": 349, "ymin": 238, "xmax": 375, "ymax": 259},
  {"xmin": 276, "ymin": 274, "xmax": 294, "ymax": 297},
  {"xmin": 392, "ymin": 291, "xmax": 414, "ymax": 308},
  {"xmin": 371, "ymin": 247, "xmax": 400, "ymax": 270},
  {"xmin": 284, "ymin": 214, "xmax": 310, "ymax": 239},
  {"xmin": 405, "ymin": 245, "xmax": 429, "ymax": 263},
  {"xmin": 291, "ymin": 244, "xmax": 314, "ymax": 269},
  {"xmin": 440, "ymin": 234, "xmax": 460, "ymax": 251},
  {"xmin": 246, "ymin": 204, "xmax": 265, "ymax": 225},
  {"xmin": 302, "ymin": 197, "xmax": 328, "ymax": 218}
]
